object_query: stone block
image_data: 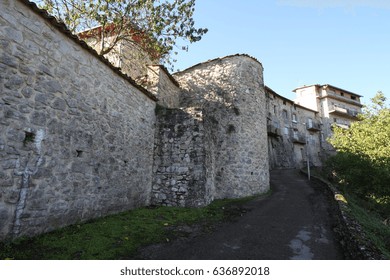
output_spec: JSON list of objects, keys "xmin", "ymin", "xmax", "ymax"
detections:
[
  {"xmin": 4, "ymin": 189, "xmax": 20, "ymax": 204},
  {"xmin": 4, "ymin": 76, "xmax": 24, "ymax": 90},
  {"xmin": 51, "ymin": 97, "xmax": 67, "ymax": 111},
  {"xmin": 35, "ymin": 92, "xmax": 54, "ymax": 105},
  {"xmin": 4, "ymin": 107, "xmax": 26, "ymax": 121},
  {"xmin": 3, "ymin": 26, "xmax": 23, "ymax": 44},
  {"xmin": 30, "ymin": 111, "xmax": 47, "ymax": 126},
  {"xmin": 40, "ymin": 80, "xmax": 63, "ymax": 94},
  {"xmin": 21, "ymin": 87, "xmax": 34, "ymax": 98}
]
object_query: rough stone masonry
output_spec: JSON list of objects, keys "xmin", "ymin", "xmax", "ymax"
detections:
[{"xmin": 0, "ymin": 0, "xmax": 270, "ymax": 240}]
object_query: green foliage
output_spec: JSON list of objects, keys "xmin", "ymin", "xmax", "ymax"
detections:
[
  {"xmin": 35, "ymin": 0, "xmax": 208, "ymax": 69},
  {"xmin": 0, "ymin": 196, "xmax": 258, "ymax": 260},
  {"xmin": 327, "ymin": 92, "xmax": 390, "ymax": 200}
]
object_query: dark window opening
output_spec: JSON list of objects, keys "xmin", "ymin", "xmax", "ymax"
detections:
[{"xmin": 23, "ymin": 131, "xmax": 35, "ymax": 146}]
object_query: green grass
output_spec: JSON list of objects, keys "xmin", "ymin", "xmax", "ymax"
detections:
[
  {"xmin": 311, "ymin": 167, "xmax": 390, "ymax": 259},
  {"xmin": 0, "ymin": 195, "xmax": 260, "ymax": 260},
  {"xmin": 342, "ymin": 193, "xmax": 390, "ymax": 259}
]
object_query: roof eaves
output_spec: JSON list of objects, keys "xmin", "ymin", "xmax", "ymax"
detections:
[
  {"xmin": 322, "ymin": 84, "xmax": 363, "ymax": 97},
  {"xmin": 174, "ymin": 53, "xmax": 263, "ymax": 75},
  {"xmin": 266, "ymin": 86, "xmax": 318, "ymax": 113},
  {"xmin": 148, "ymin": 64, "xmax": 180, "ymax": 88}
]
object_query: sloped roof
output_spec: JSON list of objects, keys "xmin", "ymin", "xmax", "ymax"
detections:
[
  {"xmin": 265, "ymin": 86, "xmax": 318, "ymax": 113},
  {"xmin": 293, "ymin": 84, "xmax": 362, "ymax": 98}
]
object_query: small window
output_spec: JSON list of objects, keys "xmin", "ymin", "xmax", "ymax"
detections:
[
  {"xmin": 283, "ymin": 127, "xmax": 289, "ymax": 135},
  {"xmin": 282, "ymin": 110, "xmax": 288, "ymax": 120},
  {"xmin": 340, "ymin": 92, "xmax": 344, "ymax": 96},
  {"xmin": 292, "ymin": 113, "xmax": 297, "ymax": 123},
  {"xmin": 351, "ymin": 96, "xmax": 356, "ymax": 100}
]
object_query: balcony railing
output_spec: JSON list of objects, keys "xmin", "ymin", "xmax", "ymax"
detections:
[
  {"xmin": 306, "ymin": 121, "xmax": 321, "ymax": 131},
  {"xmin": 319, "ymin": 90, "xmax": 362, "ymax": 106},
  {"xmin": 267, "ymin": 124, "xmax": 281, "ymax": 137},
  {"xmin": 328, "ymin": 105, "xmax": 359, "ymax": 119},
  {"xmin": 291, "ymin": 132, "xmax": 306, "ymax": 144}
]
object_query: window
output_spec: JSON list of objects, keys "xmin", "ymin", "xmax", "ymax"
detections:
[
  {"xmin": 340, "ymin": 92, "xmax": 344, "ymax": 97},
  {"xmin": 282, "ymin": 110, "xmax": 288, "ymax": 120},
  {"xmin": 283, "ymin": 127, "xmax": 289, "ymax": 135},
  {"xmin": 273, "ymin": 105, "xmax": 277, "ymax": 114},
  {"xmin": 351, "ymin": 96, "xmax": 356, "ymax": 100},
  {"xmin": 307, "ymin": 118, "xmax": 313, "ymax": 126},
  {"xmin": 292, "ymin": 113, "xmax": 297, "ymax": 123}
]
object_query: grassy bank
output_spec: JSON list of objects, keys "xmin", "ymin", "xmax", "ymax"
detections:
[
  {"xmin": 341, "ymin": 192, "xmax": 390, "ymax": 259},
  {"xmin": 310, "ymin": 168, "xmax": 390, "ymax": 259},
  {"xmin": 0, "ymin": 195, "xmax": 260, "ymax": 260}
]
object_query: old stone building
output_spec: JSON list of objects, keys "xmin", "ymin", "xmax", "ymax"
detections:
[
  {"xmin": 294, "ymin": 84, "xmax": 363, "ymax": 154},
  {"xmin": 266, "ymin": 86, "xmax": 322, "ymax": 169},
  {"xmin": 78, "ymin": 25, "xmax": 159, "ymax": 82},
  {"xmin": 0, "ymin": 0, "xmax": 362, "ymax": 240},
  {"xmin": 266, "ymin": 84, "xmax": 362, "ymax": 169}
]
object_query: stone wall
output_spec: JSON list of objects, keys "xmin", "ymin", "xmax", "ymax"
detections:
[
  {"xmin": 174, "ymin": 55, "xmax": 270, "ymax": 199},
  {"xmin": 144, "ymin": 65, "xmax": 181, "ymax": 108},
  {"xmin": 152, "ymin": 107, "xmax": 211, "ymax": 207},
  {"xmin": 0, "ymin": 0, "xmax": 156, "ymax": 239},
  {"xmin": 0, "ymin": 1, "xmax": 272, "ymax": 241}
]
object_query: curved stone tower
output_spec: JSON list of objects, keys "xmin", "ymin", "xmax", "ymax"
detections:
[{"xmin": 173, "ymin": 54, "xmax": 269, "ymax": 199}]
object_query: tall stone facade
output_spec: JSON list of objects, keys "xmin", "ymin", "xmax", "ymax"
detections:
[
  {"xmin": 0, "ymin": 0, "xmax": 270, "ymax": 240},
  {"xmin": 294, "ymin": 84, "xmax": 363, "ymax": 155},
  {"xmin": 266, "ymin": 87, "xmax": 322, "ymax": 169},
  {"xmin": 173, "ymin": 56, "xmax": 269, "ymax": 199},
  {"xmin": 150, "ymin": 56, "xmax": 270, "ymax": 207}
]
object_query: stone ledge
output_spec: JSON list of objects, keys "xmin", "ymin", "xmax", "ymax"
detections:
[{"xmin": 300, "ymin": 169, "xmax": 386, "ymax": 260}]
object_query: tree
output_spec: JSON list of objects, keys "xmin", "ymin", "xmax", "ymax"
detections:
[
  {"xmin": 330, "ymin": 92, "xmax": 390, "ymax": 160},
  {"xmin": 35, "ymin": 0, "xmax": 208, "ymax": 69},
  {"xmin": 327, "ymin": 92, "xmax": 390, "ymax": 198}
]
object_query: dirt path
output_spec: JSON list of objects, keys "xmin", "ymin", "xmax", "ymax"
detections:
[{"xmin": 137, "ymin": 169, "xmax": 344, "ymax": 259}]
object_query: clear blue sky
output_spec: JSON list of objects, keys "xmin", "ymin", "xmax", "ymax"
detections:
[{"xmin": 173, "ymin": 0, "xmax": 390, "ymax": 104}]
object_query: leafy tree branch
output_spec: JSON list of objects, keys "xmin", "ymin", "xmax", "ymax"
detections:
[{"xmin": 35, "ymin": 0, "xmax": 208, "ymax": 70}]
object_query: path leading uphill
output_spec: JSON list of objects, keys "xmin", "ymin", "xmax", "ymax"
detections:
[{"xmin": 137, "ymin": 169, "xmax": 345, "ymax": 260}]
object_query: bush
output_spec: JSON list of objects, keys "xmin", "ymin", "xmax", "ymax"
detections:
[{"xmin": 326, "ymin": 152, "xmax": 390, "ymax": 200}]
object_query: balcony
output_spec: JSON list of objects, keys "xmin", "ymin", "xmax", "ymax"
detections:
[
  {"xmin": 291, "ymin": 132, "xmax": 306, "ymax": 144},
  {"xmin": 306, "ymin": 121, "xmax": 321, "ymax": 131},
  {"xmin": 267, "ymin": 124, "xmax": 281, "ymax": 137},
  {"xmin": 334, "ymin": 123, "xmax": 350, "ymax": 129},
  {"xmin": 319, "ymin": 90, "xmax": 362, "ymax": 107},
  {"xmin": 328, "ymin": 105, "xmax": 359, "ymax": 119}
]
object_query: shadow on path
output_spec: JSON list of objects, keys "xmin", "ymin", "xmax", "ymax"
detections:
[{"xmin": 137, "ymin": 169, "xmax": 345, "ymax": 259}]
